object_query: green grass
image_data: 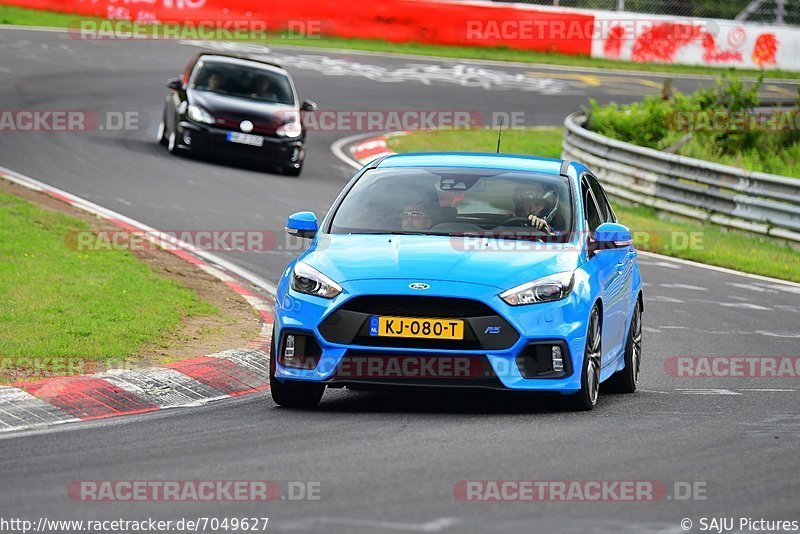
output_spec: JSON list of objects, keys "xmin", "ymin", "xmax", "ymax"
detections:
[
  {"xmin": 1, "ymin": 4, "xmax": 799, "ymax": 80},
  {"xmin": 612, "ymin": 204, "xmax": 800, "ymax": 282},
  {"xmin": 676, "ymin": 139, "xmax": 800, "ymax": 178},
  {"xmin": 388, "ymin": 128, "xmax": 800, "ymax": 282},
  {"xmin": 389, "ymin": 127, "xmax": 565, "ymax": 157},
  {"xmin": 0, "ymin": 4, "xmax": 102, "ymax": 26},
  {"xmin": 0, "ymin": 190, "xmax": 216, "ymax": 377}
]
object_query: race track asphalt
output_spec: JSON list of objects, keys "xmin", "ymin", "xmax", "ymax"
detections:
[{"xmin": 1, "ymin": 27, "xmax": 799, "ymax": 533}]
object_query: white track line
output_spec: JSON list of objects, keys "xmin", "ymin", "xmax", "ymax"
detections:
[
  {"xmin": 637, "ymin": 251, "xmax": 800, "ymax": 289},
  {"xmin": 330, "ymin": 131, "xmax": 381, "ymax": 170}
]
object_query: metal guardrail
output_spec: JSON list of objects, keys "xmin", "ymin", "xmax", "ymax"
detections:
[{"xmin": 561, "ymin": 112, "xmax": 800, "ymax": 243}]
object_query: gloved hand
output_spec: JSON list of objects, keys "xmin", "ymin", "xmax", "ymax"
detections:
[{"xmin": 527, "ymin": 214, "xmax": 552, "ymax": 233}]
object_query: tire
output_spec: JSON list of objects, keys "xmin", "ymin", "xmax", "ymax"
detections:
[
  {"xmin": 605, "ymin": 299, "xmax": 642, "ymax": 394},
  {"xmin": 283, "ymin": 163, "xmax": 302, "ymax": 177},
  {"xmin": 167, "ymin": 129, "xmax": 179, "ymax": 154},
  {"xmin": 269, "ymin": 330, "xmax": 324, "ymax": 408},
  {"xmin": 567, "ymin": 305, "xmax": 602, "ymax": 411},
  {"xmin": 157, "ymin": 112, "xmax": 167, "ymax": 145}
]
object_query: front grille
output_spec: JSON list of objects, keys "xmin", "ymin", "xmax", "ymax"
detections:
[
  {"xmin": 214, "ymin": 117, "xmax": 277, "ymax": 135},
  {"xmin": 319, "ymin": 296, "xmax": 519, "ymax": 351},
  {"xmin": 339, "ymin": 295, "xmax": 497, "ymax": 318},
  {"xmin": 327, "ymin": 351, "xmax": 503, "ymax": 388}
]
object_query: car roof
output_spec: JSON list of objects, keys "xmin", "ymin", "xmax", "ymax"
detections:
[
  {"xmin": 195, "ymin": 53, "xmax": 287, "ymax": 75},
  {"xmin": 375, "ymin": 152, "xmax": 581, "ymax": 180}
]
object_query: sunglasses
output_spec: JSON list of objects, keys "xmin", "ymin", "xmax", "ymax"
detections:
[
  {"xmin": 514, "ymin": 192, "xmax": 547, "ymax": 202},
  {"xmin": 401, "ymin": 211, "xmax": 428, "ymax": 218}
]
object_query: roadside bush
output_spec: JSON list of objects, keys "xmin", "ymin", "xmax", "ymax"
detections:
[{"xmin": 585, "ymin": 73, "xmax": 800, "ymax": 178}]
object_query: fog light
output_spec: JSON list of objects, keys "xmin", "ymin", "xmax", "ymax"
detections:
[
  {"xmin": 278, "ymin": 332, "xmax": 323, "ymax": 370},
  {"xmin": 552, "ymin": 345, "xmax": 564, "ymax": 372},
  {"xmin": 283, "ymin": 334, "xmax": 296, "ymax": 361},
  {"xmin": 291, "ymin": 148, "xmax": 300, "ymax": 162},
  {"xmin": 183, "ymin": 131, "xmax": 192, "ymax": 145}
]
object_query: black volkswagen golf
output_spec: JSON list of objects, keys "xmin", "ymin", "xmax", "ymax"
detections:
[{"xmin": 158, "ymin": 53, "xmax": 316, "ymax": 176}]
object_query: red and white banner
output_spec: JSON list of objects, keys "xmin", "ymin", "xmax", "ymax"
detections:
[
  {"xmin": 590, "ymin": 10, "xmax": 798, "ymax": 71},
  {"xmin": 2, "ymin": 0, "xmax": 799, "ymax": 70}
]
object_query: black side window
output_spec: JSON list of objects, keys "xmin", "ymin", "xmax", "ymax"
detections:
[
  {"xmin": 582, "ymin": 181, "xmax": 602, "ymax": 232},
  {"xmin": 587, "ymin": 175, "xmax": 616, "ymax": 223}
]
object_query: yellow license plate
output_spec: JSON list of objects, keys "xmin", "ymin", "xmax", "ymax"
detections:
[{"xmin": 370, "ymin": 316, "xmax": 464, "ymax": 340}]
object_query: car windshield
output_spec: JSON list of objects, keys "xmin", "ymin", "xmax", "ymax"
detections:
[
  {"xmin": 192, "ymin": 61, "xmax": 295, "ymax": 105},
  {"xmin": 330, "ymin": 167, "xmax": 573, "ymax": 241}
]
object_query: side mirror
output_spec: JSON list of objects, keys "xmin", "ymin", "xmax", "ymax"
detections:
[
  {"xmin": 591, "ymin": 222, "xmax": 632, "ymax": 253},
  {"xmin": 286, "ymin": 211, "xmax": 318, "ymax": 239},
  {"xmin": 300, "ymin": 100, "xmax": 318, "ymax": 112},
  {"xmin": 166, "ymin": 78, "xmax": 183, "ymax": 91}
]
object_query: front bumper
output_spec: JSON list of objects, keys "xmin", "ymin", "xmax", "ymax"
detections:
[
  {"xmin": 274, "ymin": 278, "xmax": 589, "ymax": 394},
  {"xmin": 175, "ymin": 121, "xmax": 304, "ymax": 169}
]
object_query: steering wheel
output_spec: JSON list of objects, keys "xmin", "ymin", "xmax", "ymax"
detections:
[
  {"xmin": 498, "ymin": 216, "xmax": 534, "ymax": 227},
  {"xmin": 496, "ymin": 216, "xmax": 553, "ymax": 236}
]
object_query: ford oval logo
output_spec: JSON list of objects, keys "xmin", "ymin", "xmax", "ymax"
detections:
[
  {"xmin": 408, "ymin": 283, "xmax": 430, "ymax": 290},
  {"xmin": 240, "ymin": 120, "xmax": 254, "ymax": 133}
]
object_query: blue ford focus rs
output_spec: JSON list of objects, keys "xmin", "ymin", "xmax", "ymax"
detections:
[{"xmin": 271, "ymin": 153, "xmax": 643, "ymax": 410}]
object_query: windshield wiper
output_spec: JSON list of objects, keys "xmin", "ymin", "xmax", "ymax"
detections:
[{"xmin": 348, "ymin": 231, "xmax": 455, "ymax": 237}]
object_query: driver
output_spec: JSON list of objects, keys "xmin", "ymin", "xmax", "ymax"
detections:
[
  {"xmin": 206, "ymin": 71, "xmax": 224, "ymax": 91},
  {"xmin": 400, "ymin": 203, "xmax": 433, "ymax": 231},
  {"xmin": 250, "ymin": 75, "xmax": 277, "ymax": 100},
  {"xmin": 512, "ymin": 183, "xmax": 564, "ymax": 234}
]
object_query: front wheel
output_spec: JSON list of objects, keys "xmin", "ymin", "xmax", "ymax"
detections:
[
  {"xmin": 282, "ymin": 163, "xmax": 303, "ymax": 177},
  {"xmin": 567, "ymin": 305, "xmax": 601, "ymax": 411},
  {"xmin": 157, "ymin": 111, "xmax": 167, "ymax": 145},
  {"xmin": 166, "ymin": 129, "xmax": 179, "ymax": 154},
  {"xmin": 605, "ymin": 300, "xmax": 642, "ymax": 394},
  {"xmin": 269, "ymin": 330, "xmax": 324, "ymax": 408}
]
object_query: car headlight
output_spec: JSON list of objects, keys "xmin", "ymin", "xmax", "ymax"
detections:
[
  {"xmin": 187, "ymin": 105, "xmax": 215, "ymax": 125},
  {"xmin": 290, "ymin": 262, "xmax": 342, "ymax": 299},
  {"xmin": 499, "ymin": 271, "xmax": 574, "ymax": 306},
  {"xmin": 276, "ymin": 113, "xmax": 302, "ymax": 138}
]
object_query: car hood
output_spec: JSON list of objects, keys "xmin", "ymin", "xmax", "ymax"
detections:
[
  {"xmin": 300, "ymin": 234, "xmax": 581, "ymax": 290},
  {"xmin": 190, "ymin": 90, "xmax": 295, "ymax": 124}
]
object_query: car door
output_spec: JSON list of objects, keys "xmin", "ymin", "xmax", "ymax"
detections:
[{"xmin": 582, "ymin": 175, "xmax": 628, "ymax": 367}]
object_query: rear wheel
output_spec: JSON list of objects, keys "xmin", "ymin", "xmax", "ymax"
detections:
[
  {"xmin": 606, "ymin": 300, "xmax": 642, "ymax": 393},
  {"xmin": 567, "ymin": 305, "xmax": 601, "ymax": 411},
  {"xmin": 269, "ymin": 330, "xmax": 324, "ymax": 408}
]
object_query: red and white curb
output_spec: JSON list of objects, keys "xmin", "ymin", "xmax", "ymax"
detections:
[
  {"xmin": 0, "ymin": 165, "xmax": 277, "ymax": 433},
  {"xmin": 333, "ymin": 132, "xmax": 403, "ymax": 169},
  {"xmin": 350, "ymin": 134, "xmax": 396, "ymax": 165}
]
